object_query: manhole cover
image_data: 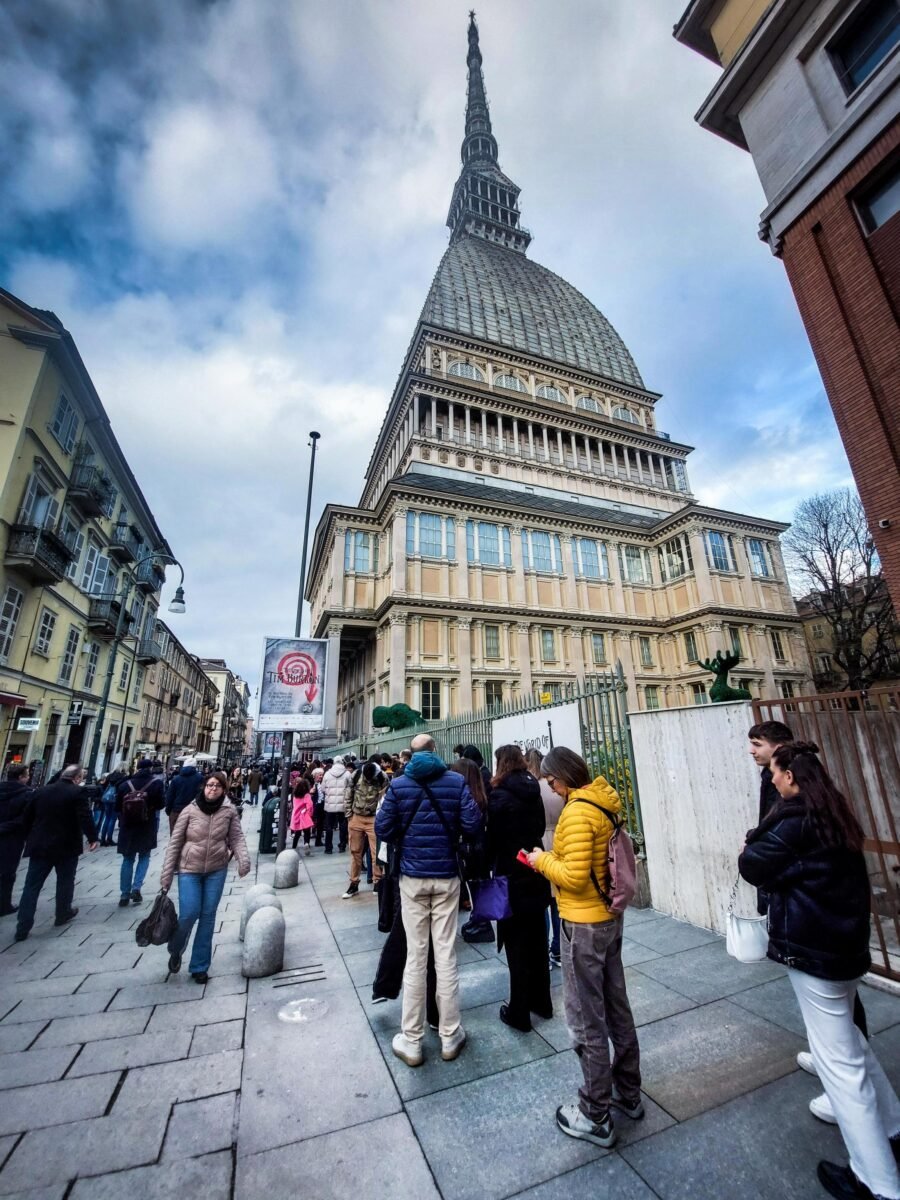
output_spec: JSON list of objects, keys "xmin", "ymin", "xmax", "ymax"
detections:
[{"xmin": 278, "ymin": 997, "xmax": 329, "ymax": 1024}]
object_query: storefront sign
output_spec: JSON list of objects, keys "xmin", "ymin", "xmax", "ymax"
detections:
[{"xmin": 16, "ymin": 717, "xmax": 41, "ymax": 732}]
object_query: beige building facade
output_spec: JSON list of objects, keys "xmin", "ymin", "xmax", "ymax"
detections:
[
  {"xmin": 306, "ymin": 17, "xmax": 810, "ymax": 739},
  {"xmin": 0, "ymin": 287, "xmax": 174, "ymax": 779},
  {"xmin": 137, "ymin": 621, "xmax": 219, "ymax": 763},
  {"xmin": 199, "ymin": 659, "xmax": 249, "ymax": 766}
]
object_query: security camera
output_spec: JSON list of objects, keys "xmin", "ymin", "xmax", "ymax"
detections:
[{"xmin": 878, "ymin": 519, "xmax": 892, "ymax": 530}]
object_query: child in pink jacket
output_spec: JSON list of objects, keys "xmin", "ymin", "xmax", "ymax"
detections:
[{"xmin": 291, "ymin": 779, "xmax": 315, "ymax": 855}]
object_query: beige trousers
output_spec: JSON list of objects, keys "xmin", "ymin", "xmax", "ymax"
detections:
[
  {"xmin": 348, "ymin": 815, "xmax": 382, "ymax": 885},
  {"xmin": 399, "ymin": 875, "xmax": 461, "ymax": 1042}
]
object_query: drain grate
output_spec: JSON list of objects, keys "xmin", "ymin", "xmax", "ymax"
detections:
[{"xmin": 271, "ymin": 962, "xmax": 327, "ymax": 988}]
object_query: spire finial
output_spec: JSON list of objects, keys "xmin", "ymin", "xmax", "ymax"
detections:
[{"xmin": 446, "ymin": 14, "xmax": 531, "ymax": 252}]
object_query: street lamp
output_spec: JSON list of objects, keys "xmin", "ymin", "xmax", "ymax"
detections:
[{"xmin": 87, "ymin": 552, "xmax": 186, "ymax": 781}]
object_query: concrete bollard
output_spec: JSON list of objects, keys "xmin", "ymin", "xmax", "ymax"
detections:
[
  {"xmin": 274, "ymin": 849, "xmax": 300, "ymax": 889},
  {"xmin": 242, "ymin": 905, "xmax": 285, "ymax": 978},
  {"xmin": 240, "ymin": 891, "xmax": 282, "ymax": 941}
]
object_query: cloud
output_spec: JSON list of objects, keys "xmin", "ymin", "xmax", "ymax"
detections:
[{"xmin": 0, "ymin": 0, "xmax": 852, "ymax": 690}]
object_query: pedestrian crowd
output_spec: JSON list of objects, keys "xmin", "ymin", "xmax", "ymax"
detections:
[{"xmin": 1, "ymin": 719, "xmax": 897, "ymax": 1200}]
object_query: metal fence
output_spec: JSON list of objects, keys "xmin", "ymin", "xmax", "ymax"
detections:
[
  {"xmin": 753, "ymin": 688, "xmax": 900, "ymax": 983},
  {"xmin": 320, "ymin": 666, "xmax": 644, "ymax": 848}
]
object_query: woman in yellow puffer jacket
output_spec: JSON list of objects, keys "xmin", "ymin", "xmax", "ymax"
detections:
[{"xmin": 524, "ymin": 747, "xmax": 641, "ymax": 1151}]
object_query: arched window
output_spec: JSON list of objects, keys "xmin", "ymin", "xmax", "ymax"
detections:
[
  {"xmin": 448, "ymin": 360, "xmax": 485, "ymax": 382},
  {"xmin": 576, "ymin": 395, "xmax": 601, "ymax": 413},
  {"xmin": 494, "ymin": 373, "xmax": 529, "ymax": 393},
  {"xmin": 536, "ymin": 384, "xmax": 566, "ymax": 403},
  {"xmin": 612, "ymin": 406, "xmax": 639, "ymax": 424}
]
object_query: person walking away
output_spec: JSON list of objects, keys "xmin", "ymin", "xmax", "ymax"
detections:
[
  {"xmin": 98, "ymin": 762, "xmax": 128, "ymax": 846},
  {"xmin": 526, "ymin": 748, "xmax": 564, "ymax": 969},
  {"xmin": 248, "ymin": 766, "xmax": 263, "ymax": 807},
  {"xmin": 165, "ymin": 758, "xmax": 204, "ymax": 834},
  {"xmin": 524, "ymin": 746, "xmax": 641, "ymax": 1150},
  {"xmin": 448, "ymin": 756, "xmax": 489, "ymax": 915},
  {"xmin": 115, "ymin": 758, "xmax": 166, "ymax": 906},
  {"xmin": 0, "ymin": 764, "xmax": 32, "ymax": 915},
  {"xmin": 343, "ymin": 758, "xmax": 387, "ymax": 898},
  {"xmin": 375, "ymin": 734, "xmax": 482, "ymax": 1067},
  {"xmin": 160, "ymin": 771, "xmax": 250, "ymax": 983},
  {"xmin": 15, "ymin": 765, "xmax": 99, "ymax": 941},
  {"xmin": 291, "ymin": 779, "xmax": 315, "ymax": 854},
  {"xmin": 487, "ymin": 745, "xmax": 551, "ymax": 1031},
  {"xmin": 321, "ymin": 758, "xmax": 351, "ymax": 854},
  {"xmin": 739, "ymin": 741, "xmax": 900, "ymax": 1200}
]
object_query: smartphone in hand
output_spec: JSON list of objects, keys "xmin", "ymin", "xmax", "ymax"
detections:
[{"xmin": 517, "ymin": 850, "xmax": 534, "ymax": 869}]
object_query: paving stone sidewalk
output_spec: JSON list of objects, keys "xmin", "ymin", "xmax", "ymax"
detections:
[{"xmin": 1, "ymin": 807, "xmax": 899, "ymax": 1199}]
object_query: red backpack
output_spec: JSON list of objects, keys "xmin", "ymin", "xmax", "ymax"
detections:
[{"xmin": 120, "ymin": 781, "xmax": 150, "ymax": 827}]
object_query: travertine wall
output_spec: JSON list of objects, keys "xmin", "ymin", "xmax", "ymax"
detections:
[{"xmin": 629, "ymin": 700, "xmax": 760, "ymax": 935}]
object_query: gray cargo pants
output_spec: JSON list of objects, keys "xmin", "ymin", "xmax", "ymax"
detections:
[{"xmin": 561, "ymin": 914, "xmax": 641, "ymax": 1122}]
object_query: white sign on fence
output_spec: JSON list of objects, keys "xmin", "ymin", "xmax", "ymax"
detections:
[{"xmin": 491, "ymin": 701, "xmax": 583, "ymax": 760}]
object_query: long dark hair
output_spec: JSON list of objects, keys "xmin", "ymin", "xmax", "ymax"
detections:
[
  {"xmin": 771, "ymin": 741, "xmax": 864, "ymax": 852},
  {"xmin": 449, "ymin": 758, "xmax": 487, "ymax": 810},
  {"xmin": 491, "ymin": 744, "xmax": 529, "ymax": 787}
]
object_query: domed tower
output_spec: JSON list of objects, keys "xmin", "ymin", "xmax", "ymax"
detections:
[{"xmin": 307, "ymin": 15, "xmax": 806, "ymax": 736}]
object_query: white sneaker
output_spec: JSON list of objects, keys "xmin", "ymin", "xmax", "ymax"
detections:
[
  {"xmin": 392, "ymin": 1033, "xmax": 424, "ymax": 1067},
  {"xmin": 797, "ymin": 1050, "xmax": 819, "ymax": 1077},
  {"xmin": 441, "ymin": 1025, "xmax": 467, "ymax": 1061},
  {"xmin": 809, "ymin": 1093, "xmax": 838, "ymax": 1125},
  {"xmin": 555, "ymin": 1103, "xmax": 617, "ymax": 1148}
]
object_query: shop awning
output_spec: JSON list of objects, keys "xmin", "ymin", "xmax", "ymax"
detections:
[{"xmin": 0, "ymin": 692, "xmax": 27, "ymax": 707}]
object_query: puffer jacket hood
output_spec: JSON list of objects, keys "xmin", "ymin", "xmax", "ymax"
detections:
[
  {"xmin": 534, "ymin": 775, "xmax": 621, "ymax": 924},
  {"xmin": 405, "ymin": 752, "xmax": 445, "ymax": 783}
]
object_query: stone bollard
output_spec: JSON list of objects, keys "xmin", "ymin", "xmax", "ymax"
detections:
[
  {"xmin": 274, "ymin": 849, "xmax": 300, "ymax": 889},
  {"xmin": 242, "ymin": 905, "xmax": 285, "ymax": 978},
  {"xmin": 240, "ymin": 890, "xmax": 281, "ymax": 941}
]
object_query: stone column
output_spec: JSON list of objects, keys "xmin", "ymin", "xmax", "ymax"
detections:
[
  {"xmin": 391, "ymin": 508, "xmax": 408, "ymax": 595},
  {"xmin": 752, "ymin": 624, "xmax": 777, "ymax": 695},
  {"xmin": 568, "ymin": 626, "xmax": 585, "ymax": 681},
  {"xmin": 481, "ymin": 410, "xmax": 488, "ymax": 448},
  {"xmin": 560, "ymin": 534, "xmax": 578, "ymax": 609},
  {"xmin": 388, "ymin": 612, "xmax": 407, "ymax": 704},
  {"xmin": 510, "ymin": 524, "xmax": 527, "ymax": 605},
  {"xmin": 516, "ymin": 623, "xmax": 533, "ymax": 695},
  {"xmin": 465, "ymin": 406, "xmax": 472, "ymax": 444},
  {"xmin": 457, "ymin": 619, "xmax": 473, "ymax": 710},
  {"xmin": 687, "ymin": 525, "xmax": 714, "ymax": 605},
  {"xmin": 584, "ymin": 436, "xmax": 593, "ymax": 472},
  {"xmin": 330, "ymin": 527, "xmax": 346, "ymax": 608},
  {"xmin": 441, "ymin": 676, "xmax": 452, "ymax": 719}
]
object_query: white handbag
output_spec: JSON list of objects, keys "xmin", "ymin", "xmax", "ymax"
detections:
[{"xmin": 725, "ymin": 875, "xmax": 769, "ymax": 963}]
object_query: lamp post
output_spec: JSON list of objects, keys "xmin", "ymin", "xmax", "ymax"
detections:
[{"xmin": 87, "ymin": 553, "xmax": 186, "ymax": 781}]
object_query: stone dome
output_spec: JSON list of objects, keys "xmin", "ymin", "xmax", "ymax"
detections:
[{"xmin": 419, "ymin": 235, "xmax": 644, "ymax": 390}]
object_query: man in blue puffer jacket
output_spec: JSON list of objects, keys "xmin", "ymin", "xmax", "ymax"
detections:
[{"xmin": 376, "ymin": 733, "xmax": 482, "ymax": 1068}]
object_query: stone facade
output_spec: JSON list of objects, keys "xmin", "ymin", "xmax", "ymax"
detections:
[
  {"xmin": 306, "ymin": 16, "xmax": 809, "ymax": 739},
  {"xmin": 138, "ymin": 622, "xmax": 219, "ymax": 763}
]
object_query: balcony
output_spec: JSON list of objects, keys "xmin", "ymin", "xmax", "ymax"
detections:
[
  {"xmin": 135, "ymin": 559, "xmax": 166, "ymax": 594},
  {"xmin": 69, "ymin": 464, "xmax": 114, "ymax": 517},
  {"xmin": 135, "ymin": 637, "xmax": 162, "ymax": 665},
  {"xmin": 87, "ymin": 599, "xmax": 134, "ymax": 640},
  {"xmin": 5, "ymin": 524, "xmax": 74, "ymax": 584},
  {"xmin": 108, "ymin": 522, "xmax": 140, "ymax": 564}
]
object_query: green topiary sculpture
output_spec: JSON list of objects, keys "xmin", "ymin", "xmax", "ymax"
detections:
[
  {"xmin": 372, "ymin": 703, "xmax": 424, "ymax": 731},
  {"xmin": 698, "ymin": 650, "xmax": 752, "ymax": 702}
]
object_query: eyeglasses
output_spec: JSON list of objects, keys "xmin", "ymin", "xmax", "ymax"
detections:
[{"xmin": 545, "ymin": 775, "xmax": 558, "ymax": 788}]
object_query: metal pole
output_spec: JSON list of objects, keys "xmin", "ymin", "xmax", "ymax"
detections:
[{"xmin": 295, "ymin": 431, "xmax": 321, "ymax": 638}]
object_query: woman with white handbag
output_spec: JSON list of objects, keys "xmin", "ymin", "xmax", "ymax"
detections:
[{"xmin": 738, "ymin": 741, "xmax": 900, "ymax": 1200}]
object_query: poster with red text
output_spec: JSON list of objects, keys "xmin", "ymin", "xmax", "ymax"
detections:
[{"xmin": 257, "ymin": 637, "xmax": 329, "ymax": 731}]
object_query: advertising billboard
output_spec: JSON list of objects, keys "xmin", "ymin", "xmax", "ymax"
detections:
[
  {"xmin": 491, "ymin": 701, "xmax": 583, "ymax": 760},
  {"xmin": 258, "ymin": 637, "xmax": 329, "ymax": 732}
]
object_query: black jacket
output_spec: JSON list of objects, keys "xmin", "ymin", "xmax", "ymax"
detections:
[
  {"xmin": 755, "ymin": 767, "xmax": 782, "ymax": 914},
  {"xmin": 738, "ymin": 797, "xmax": 871, "ymax": 981},
  {"xmin": 115, "ymin": 770, "xmax": 165, "ymax": 857},
  {"xmin": 22, "ymin": 780, "xmax": 98, "ymax": 863},
  {"xmin": 165, "ymin": 766, "xmax": 203, "ymax": 815},
  {"xmin": 0, "ymin": 779, "xmax": 31, "ymax": 873},
  {"xmin": 487, "ymin": 770, "xmax": 550, "ymax": 917}
]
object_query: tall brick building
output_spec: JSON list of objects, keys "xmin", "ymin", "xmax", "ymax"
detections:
[{"xmin": 674, "ymin": 0, "xmax": 900, "ymax": 608}]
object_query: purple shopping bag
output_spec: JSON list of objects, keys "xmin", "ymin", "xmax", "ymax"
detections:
[{"xmin": 471, "ymin": 876, "xmax": 512, "ymax": 922}]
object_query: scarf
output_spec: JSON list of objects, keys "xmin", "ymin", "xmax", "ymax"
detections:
[{"xmin": 196, "ymin": 795, "xmax": 226, "ymax": 816}]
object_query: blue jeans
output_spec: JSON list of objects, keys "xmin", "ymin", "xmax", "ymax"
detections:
[
  {"xmin": 16, "ymin": 855, "xmax": 78, "ymax": 936},
  {"xmin": 168, "ymin": 868, "xmax": 228, "ymax": 974},
  {"xmin": 120, "ymin": 851, "xmax": 151, "ymax": 898},
  {"xmin": 99, "ymin": 802, "xmax": 117, "ymax": 843}
]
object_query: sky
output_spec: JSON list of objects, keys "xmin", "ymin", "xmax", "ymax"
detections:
[{"xmin": 0, "ymin": 0, "xmax": 853, "ymax": 704}]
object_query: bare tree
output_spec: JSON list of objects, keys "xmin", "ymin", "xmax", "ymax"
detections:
[{"xmin": 784, "ymin": 488, "xmax": 898, "ymax": 690}]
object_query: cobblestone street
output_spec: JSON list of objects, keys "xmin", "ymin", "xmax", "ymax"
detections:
[{"xmin": 1, "ymin": 810, "xmax": 899, "ymax": 1199}]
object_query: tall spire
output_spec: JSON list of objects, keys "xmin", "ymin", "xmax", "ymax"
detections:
[{"xmin": 446, "ymin": 13, "xmax": 531, "ymax": 253}]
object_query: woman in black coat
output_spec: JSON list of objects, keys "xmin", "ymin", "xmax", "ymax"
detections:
[
  {"xmin": 0, "ymin": 765, "xmax": 31, "ymax": 916},
  {"xmin": 487, "ymin": 745, "xmax": 551, "ymax": 1032},
  {"xmin": 739, "ymin": 742, "xmax": 900, "ymax": 1200}
]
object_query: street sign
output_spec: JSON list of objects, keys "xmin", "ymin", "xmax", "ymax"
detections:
[
  {"xmin": 67, "ymin": 701, "xmax": 83, "ymax": 726},
  {"xmin": 16, "ymin": 717, "xmax": 40, "ymax": 732}
]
